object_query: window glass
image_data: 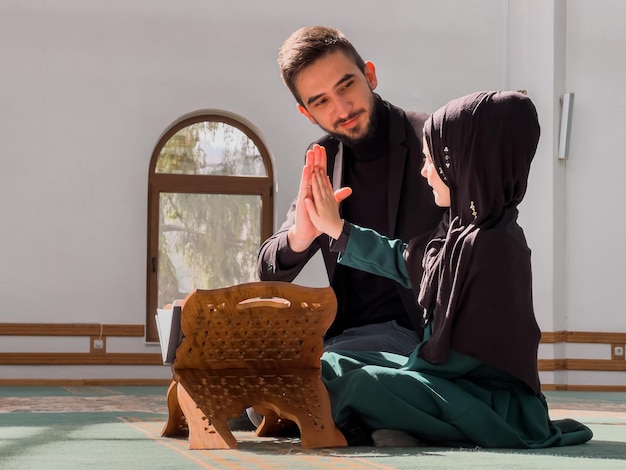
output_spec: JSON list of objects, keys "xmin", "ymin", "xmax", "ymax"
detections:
[
  {"xmin": 155, "ymin": 121, "xmax": 266, "ymax": 176},
  {"xmin": 157, "ymin": 192, "xmax": 261, "ymax": 307}
]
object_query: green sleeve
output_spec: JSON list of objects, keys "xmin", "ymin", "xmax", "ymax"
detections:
[{"xmin": 337, "ymin": 223, "xmax": 412, "ymax": 288}]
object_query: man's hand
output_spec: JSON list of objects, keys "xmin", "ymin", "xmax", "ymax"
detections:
[
  {"xmin": 305, "ymin": 143, "xmax": 328, "ymax": 171},
  {"xmin": 287, "ymin": 163, "xmax": 322, "ymax": 252},
  {"xmin": 288, "ymin": 144, "xmax": 351, "ymax": 250},
  {"xmin": 287, "ymin": 144, "xmax": 331, "ymax": 252}
]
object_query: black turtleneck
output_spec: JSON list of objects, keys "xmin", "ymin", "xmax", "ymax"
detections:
[{"xmin": 338, "ymin": 97, "xmax": 410, "ymax": 329}]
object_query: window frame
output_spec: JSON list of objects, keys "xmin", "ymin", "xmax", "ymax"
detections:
[{"xmin": 145, "ymin": 113, "xmax": 274, "ymax": 342}]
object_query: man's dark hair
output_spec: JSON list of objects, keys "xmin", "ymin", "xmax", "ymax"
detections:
[{"xmin": 278, "ymin": 26, "xmax": 366, "ymax": 106}]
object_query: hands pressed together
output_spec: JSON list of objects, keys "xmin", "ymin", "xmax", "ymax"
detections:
[{"xmin": 287, "ymin": 144, "xmax": 352, "ymax": 251}]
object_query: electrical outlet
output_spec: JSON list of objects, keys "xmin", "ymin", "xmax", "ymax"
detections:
[
  {"xmin": 93, "ymin": 339, "xmax": 104, "ymax": 350},
  {"xmin": 611, "ymin": 344, "xmax": 625, "ymax": 360}
]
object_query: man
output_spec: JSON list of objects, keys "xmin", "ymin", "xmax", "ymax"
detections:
[{"xmin": 258, "ymin": 26, "xmax": 445, "ymax": 354}]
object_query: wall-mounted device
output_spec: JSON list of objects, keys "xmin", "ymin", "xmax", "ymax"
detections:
[{"xmin": 558, "ymin": 92, "xmax": 574, "ymax": 160}]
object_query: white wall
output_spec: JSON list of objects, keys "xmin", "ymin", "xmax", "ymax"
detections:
[
  {"xmin": 565, "ymin": 0, "xmax": 626, "ymax": 332},
  {"xmin": 0, "ymin": 0, "xmax": 623, "ymax": 384}
]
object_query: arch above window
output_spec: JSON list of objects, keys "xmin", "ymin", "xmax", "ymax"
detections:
[{"xmin": 155, "ymin": 119, "xmax": 268, "ymax": 177}]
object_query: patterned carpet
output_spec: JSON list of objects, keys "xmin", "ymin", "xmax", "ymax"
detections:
[
  {"xmin": 1, "ymin": 387, "xmax": 167, "ymax": 413},
  {"xmin": 2, "ymin": 385, "xmax": 626, "ymax": 412},
  {"xmin": 1, "ymin": 386, "xmax": 625, "ymax": 469}
]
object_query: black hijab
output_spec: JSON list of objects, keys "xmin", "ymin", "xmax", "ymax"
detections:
[{"xmin": 406, "ymin": 91, "xmax": 543, "ymax": 394}]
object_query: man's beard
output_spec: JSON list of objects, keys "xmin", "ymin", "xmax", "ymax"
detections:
[{"xmin": 321, "ymin": 96, "xmax": 379, "ymax": 147}]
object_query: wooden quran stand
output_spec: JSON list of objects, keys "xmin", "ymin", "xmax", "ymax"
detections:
[{"xmin": 160, "ymin": 281, "xmax": 348, "ymax": 449}]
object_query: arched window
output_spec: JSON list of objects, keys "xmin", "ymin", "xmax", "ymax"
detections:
[{"xmin": 146, "ymin": 114, "xmax": 274, "ymax": 341}]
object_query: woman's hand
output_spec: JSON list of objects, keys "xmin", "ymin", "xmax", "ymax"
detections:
[{"xmin": 305, "ymin": 165, "xmax": 352, "ymax": 240}]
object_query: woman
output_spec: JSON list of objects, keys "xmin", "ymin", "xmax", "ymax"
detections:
[{"xmin": 304, "ymin": 91, "xmax": 593, "ymax": 448}]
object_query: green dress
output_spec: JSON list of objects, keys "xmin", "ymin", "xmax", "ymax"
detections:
[{"xmin": 321, "ymin": 224, "xmax": 593, "ymax": 448}]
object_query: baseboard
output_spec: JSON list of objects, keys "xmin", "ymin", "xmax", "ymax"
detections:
[
  {"xmin": 1, "ymin": 324, "xmax": 625, "ymax": 391},
  {"xmin": 541, "ymin": 331, "xmax": 626, "ymax": 343},
  {"xmin": 0, "ymin": 352, "xmax": 163, "ymax": 365},
  {"xmin": 0, "ymin": 378, "xmax": 172, "ymax": 386},
  {"xmin": 541, "ymin": 383, "xmax": 626, "ymax": 392},
  {"xmin": 0, "ymin": 323, "xmax": 144, "ymax": 337},
  {"xmin": 538, "ymin": 358, "xmax": 626, "ymax": 372}
]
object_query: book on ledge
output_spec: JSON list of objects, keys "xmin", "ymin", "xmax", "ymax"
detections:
[{"xmin": 155, "ymin": 299, "xmax": 183, "ymax": 365}]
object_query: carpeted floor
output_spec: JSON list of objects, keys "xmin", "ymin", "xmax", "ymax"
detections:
[{"xmin": 0, "ymin": 386, "xmax": 625, "ymax": 469}]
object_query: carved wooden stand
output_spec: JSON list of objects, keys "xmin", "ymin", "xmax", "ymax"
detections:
[{"xmin": 160, "ymin": 281, "xmax": 347, "ymax": 449}]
